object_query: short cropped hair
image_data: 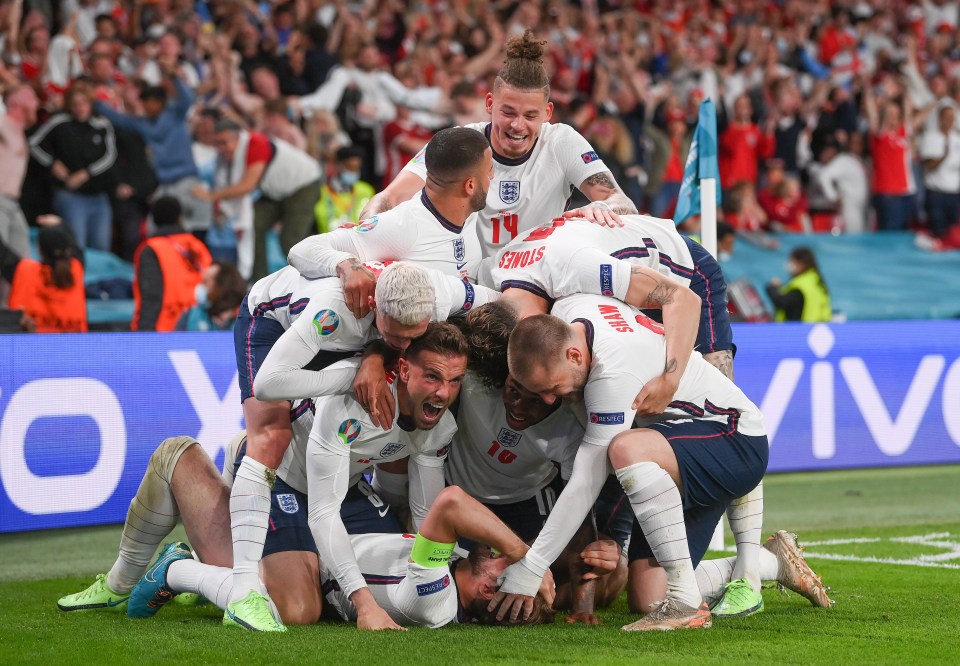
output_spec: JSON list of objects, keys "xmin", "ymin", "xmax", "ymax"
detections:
[
  {"xmin": 424, "ymin": 127, "xmax": 489, "ymax": 187},
  {"xmin": 462, "ymin": 301, "xmax": 519, "ymax": 389},
  {"xmin": 214, "ymin": 118, "xmax": 243, "ymax": 134},
  {"xmin": 374, "ymin": 262, "xmax": 435, "ymax": 325},
  {"xmin": 406, "ymin": 321, "xmax": 469, "ymax": 363},
  {"xmin": 493, "ymin": 29, "xmax": 550, "ymax": 96},
  {"xmin": 507, "ymin": 314, "xmax": 571, "ymax": 383}
]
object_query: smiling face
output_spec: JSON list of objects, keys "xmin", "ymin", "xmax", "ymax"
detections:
[
  {"xmin": 485, "ymin": 84, "xmax": 553, "ymax": 159},
  {"xmin": 501, "ymin": 374, "xmax": 556, "ymax": 431},
  {"xmin": 397, "ymin": 350, "xmax": 468, "ymax": 430}
]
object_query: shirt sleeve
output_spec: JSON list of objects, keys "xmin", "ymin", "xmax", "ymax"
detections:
[
  {"xmin": 245, "ymin": 133, "xmax": 273, "ymax": 166},
  {"xmin": 408, "ymin": 453, "xmax": 447, "ymax": 532},
  {"xmin": 427, "ymin": 268, "xmax": 500, "ymax": 320},
  {"xmin": 288, "ymin": 211, "xmax": 418, "ymax": 278},
  {"xmin": 398, "ymin": 145, "xmax": 429, "ymax": 181},
  {"xmin": 552, "ymin": 125, "xmax": 610, "ymax": 190},
  {"xmin": 919, "ymin": 132, "xmax": 943, "ymax": 160},
  {"xmin": 306, "ymin": 433, "xmax": 368, "ymax": 598}
]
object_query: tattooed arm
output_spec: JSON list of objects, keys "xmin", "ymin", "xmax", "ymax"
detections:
[
  {"xmin": 564, "ymin": 171, "xmax": 638, "ymax": 227},
  {"xmin": 623, "ymin": 266, "xmax": 701, "ymax": 416},
  {"xmin": 703, "ymin": 349, "xmax": 734, "ymax": 381}
]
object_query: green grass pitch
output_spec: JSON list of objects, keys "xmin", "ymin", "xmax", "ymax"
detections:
[{"xmin": 2, "ymin": 465, "xmax": 960, "ymax": 665}]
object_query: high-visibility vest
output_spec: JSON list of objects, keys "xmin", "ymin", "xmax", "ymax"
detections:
[
  {"xmin": 314, "ymin": 181, "xmax": 376, "ymax": 234},
  {"xmin": 133, "ymin": 233, "xmax": 212, "ymax": 331},
  {"xmin": 775, "ymin": 269, "xmax": 832, "ymax": 322},
  {"xmin": 8, "ymin": 258, "xmax": 88, "ymax": 333}
]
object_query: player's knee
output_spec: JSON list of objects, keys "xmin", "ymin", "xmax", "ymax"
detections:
[
  {"xmin": 434, "ymin": 485, "xmax": 469, "ymax": 512},
  {"xmin": 607, "ymin": 432, "xmax": 641, "ymax": 469},
  {"xmin": 150, "ymin": 436, "xmax": 199, "ymax": 485},
  {"xmin": 246, "ymin": 428, "xmax": 294, "ymax": 468}
]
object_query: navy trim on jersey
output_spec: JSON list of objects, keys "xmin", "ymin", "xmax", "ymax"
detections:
[
  {"xmin": 362, "ymin": 573, "xmax": 406, "ymax": 585},
  {"xmin": 420, "ymin": 190, "xmax": 464, "ymax": 234},
  {"xmin": 289, "ymin": 399, "xmax": 315, "ymax": 422},
  {"xmin": 610, "ymin": 242, "xmax": 694, "ymax": 280},
  {"xmin": 500, "ymin": 279, "xmax": 551, "ymax": 302},
  {"xmin": 666, "ymin": 399, "xmax": 741, "ymax": 435},
  {"xmin": 253, "ymin": 293, "xmax": 293, "ymax": 317},
  {"xmin": 572, "ymin": 318, "xmax": 594, "ymax": 356},
  {"xmin": 397, "ymin": 414, "xmax": 416, "ymax": 432},
  {"xmin": 484, "ymin": 123, "xmax": 538, "ymax": 167},
  {"xmin": 289, "ymin": 297, "xmax": 310, "ymax": 316}
]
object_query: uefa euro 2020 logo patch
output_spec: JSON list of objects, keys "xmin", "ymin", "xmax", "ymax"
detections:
[
  {"xmin": 355, "ymin": 216, "xmax": 379, "ymax": 233},
  {"xmin": 499, "ymin": 180, "xmax": 519, "ymax": 204},
  {"xmin": 313, "ymin": 309, "xmax": 340, "ymax": 337},
  {"xmin": 337, "ymin": 419, "xmax": 362, "ymax": 445},
  {"xmin": 276, "ymin": 494, "xmax": 299, "ymax": 514}
]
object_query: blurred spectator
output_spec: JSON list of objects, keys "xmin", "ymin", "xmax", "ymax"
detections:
[
  {"xmin": 195, "ymin": 120, "xmax": 320, "ymax": 280},
  {"xmin": 262, "ymin": 97, "xmax": 307, "ymax": 151},
  {"xmin": 716, "ymin": 222, "xmax": 737, "ymax": 262},
  {"xmin": 811, "ymin": 135, "xmax": 870, "ymax": 234},
  {"xmin": 764, "ymin": 176, "xmax": 811, "ymax": 233},
  {"xmin": 305, "ymin": 108, "xmax": 351, "ymax": 164},
  {"xmin": 110, "ymin": 126, "xmax": 157, "ymax": 262},
  {"xmin": 293, "ymin": 42, "xmax": 449, "ymax": 186},
  {"xmin": 2, "ymin": 224, "xmax": 86, "ymax": 332},
  {"xmin": 176, "ymin": 260, "xmax": 246, "ymax": 332},
  {"xmin": 29, "ymin": 85, "xmax": 117, "ymax": 251},
  {"xmin": 920, "ymin": 105, "xmax": 960, "ymax": 239},
  {"xmin": 644, "ymin": 108, "xmax": 691, "ymax": 218},
  {"xmin": 725, "ymin": 181, "xmax": 768, "ymax": 233},
  {"xmin": 94, "ymin": 75, "xmax": 210, "ymax": 238},
  {"xmin": 0, "ymin": 85, "xmax": 38, "ymax": 264},
  {"xmin": 382, "ymin": 103, "xmax": 433, "ymax": 187},
  {"xmin": 315, "ymin": 146, "xmax": 375, "ymax": 235},
  {"xmin": 719, "ymin": 94, "xmax": 775, "ymax": 193},
  {"xmin": 132, "ymin": 196, "xmax": 211, "ymax": 332},
  {"xmin": 863, "ymin": 72, "xmax": 933, "ymax": 231},
  {"xmin": 766, "ymin": 247, "xmax": 832, "ymax": 323}
]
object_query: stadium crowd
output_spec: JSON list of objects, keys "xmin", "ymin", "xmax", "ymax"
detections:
[{"xmin": 0, "ymin": 0, "xmax": 958, "ymax": 332}]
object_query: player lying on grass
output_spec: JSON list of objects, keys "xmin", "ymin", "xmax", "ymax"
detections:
[
  {"xmin": 493, "ymin": 295, "xmax": 770, "ymax": 630},
  {"xmin": 230, "ymin": 261, "xmax": 495, "ymax": 629},
  {"xmin": 58, "ymin": 433, "xmax": 557, "ymax": 628}
]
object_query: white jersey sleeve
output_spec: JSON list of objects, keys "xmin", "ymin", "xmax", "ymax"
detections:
[
  {"xmin": 252, "ymin": 280, "xmax": 372, "ymax": 401},
  {"xmin": 548, "ymin": 122, "xmax": 611, "ymax": 191},
  {"xmin": 408, "ymin": 453, "xmax": 446, "ymax": 532},
  {"xmin": 288, "ymin": 207, "xmax": 420, "ymax": 278},
  {"xmin": 391, "ymin": 560, "xmax": 459, "ymax": 628},
  {"xmin": 426, "ymin": 267, "xmax": 500, "ymax": 320}
]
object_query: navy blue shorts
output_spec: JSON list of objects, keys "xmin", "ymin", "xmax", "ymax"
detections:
[
  {"xmin": 593, "ymin": 474, "xmax": 634, "ymax": 550},
  {"xmin": 235, "ymin": 295, "xmax": 287, "ymax": 403},
  {"xmin": 235, "ymin": 294, "xmax": 356, "ymax": 403},
  {"xmin": 482, "ymin": 474, "xmax": 565, "ymax": 543},
  {"xmin": 626, "ymin": 419, "xmax": 768, "ymax": 567},
  {"xmin": 233, "ymin": 443, "xmax": 403, "ymax": 557}
]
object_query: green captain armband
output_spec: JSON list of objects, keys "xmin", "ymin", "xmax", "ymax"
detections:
[{"xmin": 410, "ymin": 534, "xmax": 455, "ymax": 568}]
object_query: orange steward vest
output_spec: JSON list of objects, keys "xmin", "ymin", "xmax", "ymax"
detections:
[
  {"xmin": 8, "ymin": 258, "xmax": 88, "ymax": 333},
  {"xmin": 133, "ymin": 234, "xmax": 212, "ymax": 332}
]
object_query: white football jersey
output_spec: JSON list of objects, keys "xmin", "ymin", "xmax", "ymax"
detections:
[
  {"xmin": 550, "ymin": 294, "xmax": 766, "ymax": 449},
  {"xmin": 288, "ymin": 190, "xmax": 483, "ymax": 281},
  {"xmin": 446, "ymin": 374, "xmax": 582, "ymax": 504},
  {"xmin": 311, "ymin": 377, "xmax": 456, "ymax": 478},
  {"xmin": 490, "ymin": 215, "xmax": 695, "ymax": 301},
  {"xmin": 402, "ymin": 122, "xmax": 608, "ymax": 284},
  {"xmin": 322, "ymin": 533, "xmax": 462, "ymax": 628}
]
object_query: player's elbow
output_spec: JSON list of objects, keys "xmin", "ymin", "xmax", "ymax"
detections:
[{"xmin": 252, "ymin": 372, "xmax": 281, "ymax": 402}]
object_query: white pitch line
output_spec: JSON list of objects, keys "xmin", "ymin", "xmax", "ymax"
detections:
[{"xmin": 802, "ymin": 551, "xmax": 960, "ymax": 570}]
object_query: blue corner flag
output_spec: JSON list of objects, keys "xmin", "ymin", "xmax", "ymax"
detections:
[{"xmin": 674, "ymin": 98, "xmax": 722, "ymax": 225}]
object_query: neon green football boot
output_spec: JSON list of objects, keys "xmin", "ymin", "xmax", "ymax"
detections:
[
  {"xmin": 57, "ymin": 574, "xmax": 129, "ymax": 612},
  {"xmin": 223, "ymin": 590, "xmax": 287, "ymax": 632},
  {"xmin": 711, "ymin": 577, "xmax": 764, "ymax": 618}
]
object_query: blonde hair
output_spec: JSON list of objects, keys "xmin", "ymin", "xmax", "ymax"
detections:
[{"xmin": 374, "ymin": 262, "xmax": 435, "ymax": 325}]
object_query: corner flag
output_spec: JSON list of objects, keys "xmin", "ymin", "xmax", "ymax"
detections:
[{"xmin": 674, "ymin": 98, "xmax": 722, "ymax": 226}]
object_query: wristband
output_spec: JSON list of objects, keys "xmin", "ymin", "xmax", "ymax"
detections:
[{"xmin": 410, "ymin": 533, "xmax": 454, "ymax": 568}]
